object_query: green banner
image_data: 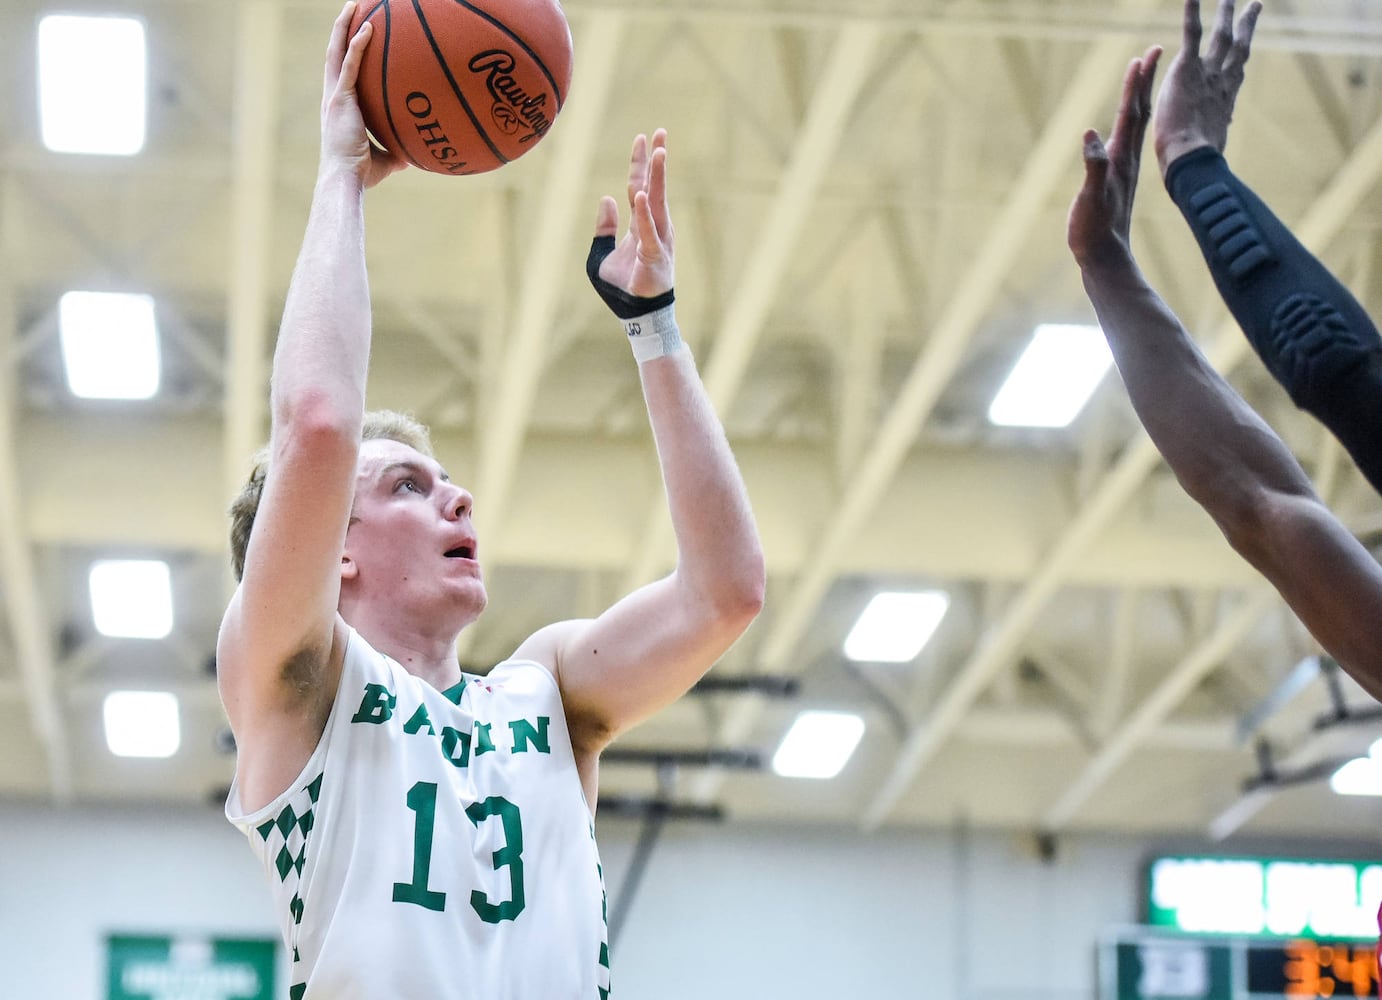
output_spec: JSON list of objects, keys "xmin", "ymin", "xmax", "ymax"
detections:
[{"xmin": 106, "ymin": 934, "xmax": 276, "ymax": 1000}]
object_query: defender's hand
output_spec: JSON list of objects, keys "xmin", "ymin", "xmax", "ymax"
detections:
[
  {"xmin": 1069, "ymin": 48, "xmax": 1161, "ymax": 270},
  {"xmin": 1154, "ymin": 0, "xmax": 1262, "ymax": 178}
]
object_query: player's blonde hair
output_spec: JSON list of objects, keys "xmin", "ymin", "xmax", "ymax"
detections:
[{"xmin": 228, "ymin": 409, "xmax": 434, "ymax": 581}]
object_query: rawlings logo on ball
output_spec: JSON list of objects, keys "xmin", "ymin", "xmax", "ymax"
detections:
[{"xmin": 468, "ymin": 50, "xmax": 555, "ymax": 142}]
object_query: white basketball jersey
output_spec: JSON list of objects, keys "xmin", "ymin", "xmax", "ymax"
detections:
[{"xmin": 226, "ymin": 627, "xmax": 612, "ymax": 999}]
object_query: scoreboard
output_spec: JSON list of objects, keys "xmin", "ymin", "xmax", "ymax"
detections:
[
  {"xmin": 1147, "ymin": 856, "xmax": 1382, "ymax": 940},
  {"xmin": 1102, "ymin": 928, "xmax": 1378, "ymax": 1000}
]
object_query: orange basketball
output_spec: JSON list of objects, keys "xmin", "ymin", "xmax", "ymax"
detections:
[{"xmin": 348, "ymin": 0, "xmax": 573, "ymax": 176}]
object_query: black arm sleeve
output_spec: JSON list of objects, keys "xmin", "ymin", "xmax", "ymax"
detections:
[{"xmin": 1166, "ymin": 146, "xmax": 1382, "ymax": 494}]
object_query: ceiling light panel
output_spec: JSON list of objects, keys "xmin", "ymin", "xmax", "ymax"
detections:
[
  {"xmin": 38, "ymin": 15, "xmax": 147, "ymax": 156},
  {"xmin": 59, "ymin": 291, "xmax": 160, "ymax": 400},
  {"xmin": 843, "ymin": 590, "xmax": 950, "ymax": 663},
  {"xmin": 988, "ymin": 323, "xmax": 1112, "ymax": 428},
  {"xmin": 103, "ymin": 691, "xmax": 180, "ymax": 758},
  {"xmin": 772, "ymin": 711, "xmax": 866, "ymax": 780},
  {"xmin": 89, "ymin": 559, "xmax": 173, "ymax": 639}
]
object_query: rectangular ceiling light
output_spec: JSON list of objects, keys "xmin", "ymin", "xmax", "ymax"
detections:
[
  {"xmin": 988, "ymin": 323, "xmax": 1113, "ymax": 428},
  {"xmin": 772, "ymin": 711, "xmax": 866, "ymax": 779},
  {"xmin": 844, "ymin": 590, "xmax": 950, "ymax": 663},
  {"xmin": 104, "ymin": 691, "xmax": 180, "ymax": 758},
  {"xmin": 38, "ymin": 14, "xmax": 147, "ymax": 155},
  {"xmin": 59, "ymin": 291, "xmax": 160, "ymax": 399},
  {"xmin": 89, "ymin": 559, "xmax": 173, "ymax": 639}
]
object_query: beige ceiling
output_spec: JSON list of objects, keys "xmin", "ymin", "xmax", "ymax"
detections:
[{"xmin": 2, "ymin": 0, "xmax": 1382, "ymax": 843}]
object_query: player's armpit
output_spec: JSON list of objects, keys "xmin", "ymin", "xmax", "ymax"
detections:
[
  {"xmin": 518, "ymin": 577, "xmax": 759, "ymax": 755},
  {"xmin": 217, "ymin": 610, "xmax": 347, "ymax": 813}
]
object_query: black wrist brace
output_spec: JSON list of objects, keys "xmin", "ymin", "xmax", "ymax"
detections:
[{"xmin": 585, "ymin": 235, "xmax": 675, "ymax": 319}]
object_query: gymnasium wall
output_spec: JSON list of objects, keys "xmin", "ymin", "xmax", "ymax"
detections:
[{"xmin": 1, "ymin": 798, "xmax": 1312, "ymax": 1000}]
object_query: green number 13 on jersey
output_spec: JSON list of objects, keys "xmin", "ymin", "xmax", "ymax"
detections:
[{"xmin": 393, "ymin": 780, "xmax": 526, "ymax": 924}]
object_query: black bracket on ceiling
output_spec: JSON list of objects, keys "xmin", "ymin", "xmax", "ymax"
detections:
[
  {"xmin": 596, "ymin": 795, "xmax": 725, "ymax": 823},
  {"xmin": 600, "ymin": 746, "xmax": 762, "ymax": 770},
  {"xmin": 1240, "ymin": 738, "xmax": 1356, "ymax": 794},
  {"xmin": 1312, "ymin": 657, "xmax": 1382, "ymax": 731},
  {"xmin": 690, "ymin": 675, "xmax": 799, "ymax": 698}
]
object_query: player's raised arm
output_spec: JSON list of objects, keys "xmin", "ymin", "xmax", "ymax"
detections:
[
  {"xmin": 1155, "ymin": 0, "xmax": 1382, "ymax": 493},
  {"xmin": 1069, "ymin": 50, "xmax": 1382, "ymax": 700},
  {"xmin": 514, "ymin": 130, "xmax": 765, "ymax": 757},
  {"xmin": 217, "ymin": 3, "xmax": 406, "ymax": 810}
]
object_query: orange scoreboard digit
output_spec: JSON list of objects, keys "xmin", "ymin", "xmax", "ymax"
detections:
[{"xmin": 1247, "ymin": 939, "xmax": 1379, "ymax": 998}]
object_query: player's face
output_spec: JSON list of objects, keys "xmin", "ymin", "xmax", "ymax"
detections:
[{"xmin": 343, "ymin": 439, "xmax": 487, "ymax": 626}]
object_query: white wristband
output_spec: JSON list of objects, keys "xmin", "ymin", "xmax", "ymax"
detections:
[{"xmin": 623, "ymin": 304, "xmax": 682, "ymax": 364}]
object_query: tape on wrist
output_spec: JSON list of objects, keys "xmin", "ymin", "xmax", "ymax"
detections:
[{"xmin": 623, "ymin": 304, "xmax": 682, "ymax": 364}]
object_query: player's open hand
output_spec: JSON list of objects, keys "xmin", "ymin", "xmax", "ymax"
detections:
[
  {"xmin": 1068, "ymin": 47, "xmax": 1161, "ymax": 271},
  {"xmin": 1154, "ymin": 0, "xmax": 1262, "ymax": 178},
  {"xmin": 321, "ymin": 2, "xmax": 407, "ymax": 189},
  {"xmin": 593, "ymin": 130, "xmax": 675, "ymax": 298}
]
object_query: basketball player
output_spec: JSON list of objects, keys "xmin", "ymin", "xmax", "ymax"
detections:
[
  {"xmin": 1067, "ymin": 47, "xmax": 1382, "ymax": 692},
  {"xmin": 1155, "ymin": 0, "xmax": 1382, "ymax": 494},
  {"xmin": 1074, "ymin": 34, "xmax": 1382, "ymax": 985},
  {"xmin": 217, "ymin": 5, "xmax": 765, "ymax": 998},
  {"xmin": 1153, "ymin": 2, "xmax": 1382, "ymax": 983}
]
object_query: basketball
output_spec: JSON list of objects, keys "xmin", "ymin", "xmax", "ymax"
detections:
[{"xmin": 348, "ymin": 0, "xmax": 574, "ymax": 176}]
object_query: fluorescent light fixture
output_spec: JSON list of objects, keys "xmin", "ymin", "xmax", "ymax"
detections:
[
  {"xmin": 843, "ymin": 590, "xmax": 950, "ymax": 663},
  {"xmin": 103, "ymin": 691, "xmax": 180, "ymax": 758},
  {"xmin": 1331, "ymin": 742, "xmax": 1382, "ymax": 796},
  {"xmin": 59, "ymin": 291, "xmax": 160, "ymax": 399},
  {"xmin": 988, "ymin": 323, "xmax": 1113, "ymax": 428},
  {"xmin": 38, "ymin": 14, "xmax": 146, "ymax": 155},
  {"xmin": 772, "ymin": 711, "xmax": 865, "ymax": 779},
  {"xmin": 89, "ymin": 560, "xmax": 173, "ymax": 639}
]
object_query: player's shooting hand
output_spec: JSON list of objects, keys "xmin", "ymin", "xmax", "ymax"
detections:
[
  {"xmin": 1068, "ymin": 48, "xmax": 1161, "ymax": 271},
  {"xmin": 593, "ymin": 130, "xmax": 675, "ymax": 297},
  {"xmin": 320, "ymin": 2, "xmax": 406, "ymax": 189},
  {"xmin": 1154, "ymin": 0, "xmax": 1262, "ymax": 178}
]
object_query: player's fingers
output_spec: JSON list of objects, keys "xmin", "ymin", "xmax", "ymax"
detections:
[
  {"xmin": 626, "ymin": 133, "xmax": 648, "ymax": 209},
  {"xmin": 1183, "ymin": 0, "xmax": 1204, "ymax": 61},
  {"xmin": 1082, "ymin": 129, "xmax": 1110, "ymax": 181},
  {"xmin": 1142, "ymin": 46, "xmax": 1163, "ymax": 83},
  {"xmin": 630, "ymin": 190, "xmax": 663, "ymax": 263},
  {"xmin": 646, "ymin": 145, "xmax": 670, "ymax": 241},
  {"xmin": 1222, "ymin": 0, "xmax": 1261, "ymax": 77},
  {"xmin": 1204, "ymin": 0, "xmax": 1235, "ymax": 65},
  {"xmin": 1127, "ymin": 48, "xmax": 1161, "ymax": 160},
  {"xmin": 338, "ymin": 20, "xmax": 372, "ymax": 94},
  {"xmin": 325, "ymin": 2, "xmax": 356, "ymax": 89},
  {"xmin": 1109, "ymin": 57, "xmax": 1147, "ymax": 157},
  {"xmin": 593, "ymin": 195, "xmax": 619, "ymax": 238}
]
